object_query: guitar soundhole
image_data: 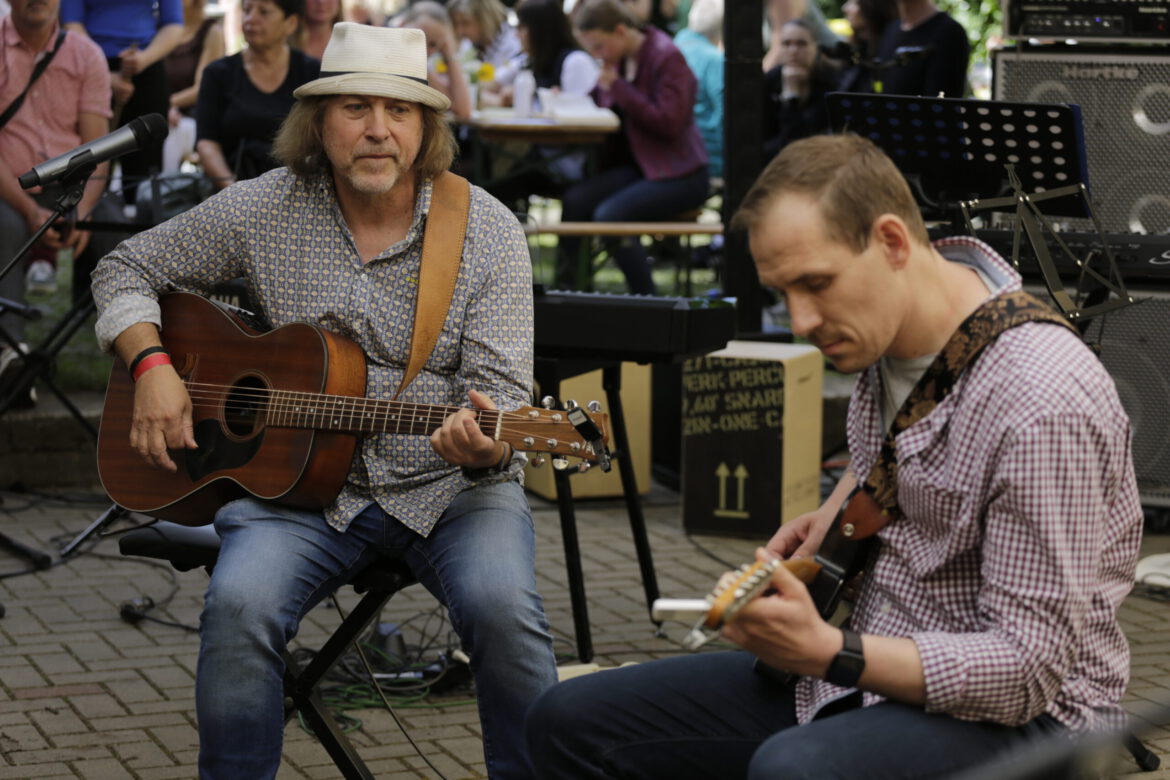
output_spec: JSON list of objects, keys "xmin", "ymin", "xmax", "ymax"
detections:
[{"xmin": 224, "ymin": 375, "xmax": 268, "ymax": 437}]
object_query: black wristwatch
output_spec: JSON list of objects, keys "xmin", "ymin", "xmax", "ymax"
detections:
[{"xmin": 824, "ymin": 628, "xmax": 866, "ymax": 688}]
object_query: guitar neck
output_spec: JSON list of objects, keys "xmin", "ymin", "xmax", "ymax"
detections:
[
  {"xmin": 181, "ymin": 379, "xmax": 607, "ymax": 460},
  {"xmin": 252, "ymin": 387, "xmax": 500, "ymax": 438}
]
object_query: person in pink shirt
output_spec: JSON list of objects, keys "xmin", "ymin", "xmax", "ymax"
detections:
[
  {"xmin": 558, "ymin": 0, "xmax": 708, "ymax": 294},
  {"xmin": 0, "ymin": 0, "xmax": 127, "ymax": 406},
  {"xmin": 525, "ymin": 133, "xmax": 1142, "ymax": 780}
]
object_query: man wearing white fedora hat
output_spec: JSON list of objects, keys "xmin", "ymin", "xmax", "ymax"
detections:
[{"xmin": 91, "ymin": 22, "xmax": 556, "ymax": 779}]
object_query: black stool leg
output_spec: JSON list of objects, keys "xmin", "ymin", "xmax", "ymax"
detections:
[
  {"xmin": 553, "ymin": 466, "xmax": 593, "ymax": 663},
  {"xmin": 1125, "ymin": 731, "xmax": 1161, "ymax": 772},
  {"xmin": 601, "ymin": 364, "xmax": 661, "ymax": 622},
  {"xmin": 535, "ymin": 365, "xmax": 595, "ymax": 663},
  {"xmin": 283, "ymin": 582, "xmax": 406, "ymax": 780}
]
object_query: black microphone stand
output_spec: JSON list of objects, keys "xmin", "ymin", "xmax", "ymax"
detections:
[
  {"xmin": 0, "ymin": 157, "xmax": 102, "ymax": 605},
  {"xmin": 0, "ymin": 155, "xmax": 100, "ymax": 437}
]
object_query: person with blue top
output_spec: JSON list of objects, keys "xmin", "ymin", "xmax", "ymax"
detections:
[
  {"xmin": 62, "ymin": 0, "xmax": 184, "ymax": 199},
  {"xmin": 673, "ymin": 0, "xmax": 722, "ymax": 179}
]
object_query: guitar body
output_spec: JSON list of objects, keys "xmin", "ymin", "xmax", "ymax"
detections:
[{"xmin": 97, "ymin": 293, "xmax": 366, "ymax": 526}]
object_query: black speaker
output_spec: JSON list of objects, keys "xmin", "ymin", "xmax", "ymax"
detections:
[
  {"xmin": 993, "ymin": 48, "xmax": 1170, "ymax": 235},
  {"xmin": 1080, "ymin": 292, "xmax": 1170, "ymax": 507}
]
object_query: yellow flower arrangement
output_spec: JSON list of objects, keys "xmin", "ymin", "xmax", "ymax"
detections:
[
  {"xmin": 436, "ymin": 57, "xmax": 494, "ymax": 83},
  {"xmin": 474, "ymin": 61, "xmax": 495, "ymax": 84}
]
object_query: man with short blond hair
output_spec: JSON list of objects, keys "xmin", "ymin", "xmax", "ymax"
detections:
[{"xmin": 526, "ymin": 134, "xmax": 1142, "ymax": 778}]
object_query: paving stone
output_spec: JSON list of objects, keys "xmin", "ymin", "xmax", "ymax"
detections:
[{"xmin": 1, "ymin": 477, "xmax": 1168, "ymax": 779}]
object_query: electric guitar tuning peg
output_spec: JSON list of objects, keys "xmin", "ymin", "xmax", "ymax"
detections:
[
  {"xmin": 552, "ymin": 456, "xmax": 569, "ymax": 471},
  {"xmin": 565, "ymin": 399, "xmax": 579, "ymax": 410},
  {"xmin": 577, "ymin": 462, "xmax": 592, "ymax": 473},
  {"xmin": 531, "ymin": 455, "xmax": 546, "ymax": 468},
  {"xmin": 541, "ymin": 396, "xmax": 556, "ymax": 409},
  {"xmin": 587, "ymin": 400, "xmax": 602, "ymax": 413}
]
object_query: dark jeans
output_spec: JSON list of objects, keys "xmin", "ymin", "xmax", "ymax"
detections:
[
  {"xmin": 525, "ymin": 651, "xmax": 1070, "ymax": 779},
  {"xmin": 0, "ymin": 191, "xmax": 129, "ymax": 341},
  {"xmin": 107, "ymin": 57, "xmax": 169, "ymax": 201},
  {"xmin": 556, "ymin": 164, "xmax": 710, "ymax": 294}
]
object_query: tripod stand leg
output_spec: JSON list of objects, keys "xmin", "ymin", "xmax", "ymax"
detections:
[
  {"xmin": 60, "ymin": 504, "xmax": 130, "ymax": 558},
  {"xmin": 0, "ymin": 295, "xmax": 99, "ymax": 437},
  {"xmin": 0, "ymin": 531, "xmax": 52, "ymax": 569}
]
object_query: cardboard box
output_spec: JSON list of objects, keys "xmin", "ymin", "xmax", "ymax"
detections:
[
  {"xmin": 681, "ymin": 341, "xmax": 823, "ymax": 537},
  {"xmin": 524, "ymin": 362, "xmax": 651, "ymax": 500}
]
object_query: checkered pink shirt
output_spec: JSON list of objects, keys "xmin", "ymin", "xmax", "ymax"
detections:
[
  {"xmin": 796, "ymin": 238, "xmax": 1143, "ymax": 733},
  {"xmin": 0, "ymin": 19, "xmax": 111, "ymax": 179}
]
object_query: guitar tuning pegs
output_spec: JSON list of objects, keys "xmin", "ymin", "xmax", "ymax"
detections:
[
  {"xmin": 565, "ymin": 399, "xmax": 578, "ymax": 410},
  {"xmin": 541, "ymin": 396, "xmax": 556, "ymax": 409},
  {"xmin": 587, "ymin": 400, "xmax": 602, "ymax": 413},
  {"xmin": 577, "ymin": 462, "xmax": 592, "ymax": 473},
  {"xmin": 552, "ymin": 456, "xmax": 569, "ymax": 471},
  {"xmin": 531, "ymin": 455, "xmax": 546, "ymax": 467}
]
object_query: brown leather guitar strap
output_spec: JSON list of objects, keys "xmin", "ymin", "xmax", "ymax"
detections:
[
  {"xmin": 843, "ymin": 289, "xmax": 1076, "ymax": 538},
  {"xmin": 393, "ymin": 171, "xmax": 471, "ymax": 400}
]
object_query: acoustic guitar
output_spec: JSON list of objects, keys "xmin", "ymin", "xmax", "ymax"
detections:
[{"xmin": 97, "ymin": 292, "xmax": 610, "ymax": 526}]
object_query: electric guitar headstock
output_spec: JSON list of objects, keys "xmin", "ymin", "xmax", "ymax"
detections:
[
  {"xmin": 502, "ymin": 397, "xmax": 611, "ymax": 471},
  {"xmin": 652, "ymin": 557, "xmax": 823, "ymax": 650}
]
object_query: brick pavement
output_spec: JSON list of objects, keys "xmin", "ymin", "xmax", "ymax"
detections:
[{"xmin": 0, "ymin": 483, "xmax": 1168, "ymax": 778}]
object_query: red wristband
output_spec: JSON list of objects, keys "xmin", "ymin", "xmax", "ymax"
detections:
[{"xmin": 132, "ymin": 352, "xmax": 172, "ymax": 382}]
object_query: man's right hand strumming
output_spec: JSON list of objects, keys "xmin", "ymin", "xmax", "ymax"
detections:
[{"xmin": 115, "ymin": 324, "xmax": 197, "ymax": 472}]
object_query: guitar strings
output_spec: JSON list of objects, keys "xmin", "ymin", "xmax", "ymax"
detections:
[{"xmin": 177, "ymin": 381, "xmax": 595, "ymax": 439}]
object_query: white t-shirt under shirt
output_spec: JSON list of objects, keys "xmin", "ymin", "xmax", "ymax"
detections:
[{"xmin": 878, "ymin": 256, "xmax": 998, "ymax": 430}]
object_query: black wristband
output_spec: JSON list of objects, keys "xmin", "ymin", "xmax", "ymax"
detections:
[
  {"xmin": 128, "ymin": 345, "xmax": 168, "ymax": 376},
  {"xmin": 824, "ymin": 628, "xmax": 866, "ymax": 688}
]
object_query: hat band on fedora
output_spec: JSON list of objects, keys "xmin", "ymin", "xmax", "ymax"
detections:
[{"xmin": 319, "ymin": 70, "xmax": 430, "ymax": 86}]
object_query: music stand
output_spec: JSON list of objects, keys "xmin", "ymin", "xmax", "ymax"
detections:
[{"xmin": 826, "ymin": 92, "xmax": 1132, "ymax": 322}]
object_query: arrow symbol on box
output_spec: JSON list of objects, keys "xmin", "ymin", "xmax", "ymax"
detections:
[{"xmin": 714, "ymin": 462, "xmax": 750, "ymax": 519}]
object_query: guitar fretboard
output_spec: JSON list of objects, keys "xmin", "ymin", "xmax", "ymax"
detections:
[{"xmin": 195, "ymin": 383, "xmax": 503, "ymax": 438}]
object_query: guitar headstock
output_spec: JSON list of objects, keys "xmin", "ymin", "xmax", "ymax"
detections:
[
  {"xmin": 501, "ymin": 402, "xmax": 611, "ymax": 469},
  {"xmin": 704, "ymin": 559, "xmax": 781, "ymax": 630},
  {"xmin": 652, "ymin": 557, "xmax": 824, "ymax": 651}
]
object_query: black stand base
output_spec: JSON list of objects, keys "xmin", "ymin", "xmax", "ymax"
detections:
[
  {"xmin": 60, "ymin": 503, "xmax": 129, "ymax": 559},
  {"xmin": 0, "ymin": 293, "xmax": 99, "ymax": 438},
  {"xmin": 0, "ymin": 494, "xmax": 55, "ymax": 619}
]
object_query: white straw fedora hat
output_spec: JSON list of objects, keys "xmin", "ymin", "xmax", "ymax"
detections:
[{"xmin": 293, "ymin": 23, "xmax": 451, "ymax": 111}]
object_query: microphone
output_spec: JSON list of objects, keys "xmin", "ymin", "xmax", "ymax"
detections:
[{"xmin": 18, "ymin": 113, "xmax": 168, "ymax": 190}]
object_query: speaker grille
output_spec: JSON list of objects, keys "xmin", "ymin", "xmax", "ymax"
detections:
[
  {"xmin": 993, "ymin": 50, "xmax": 1170, "ymax": 235},
  {"xmin": 1082, "ymin": 293, "xmax": 1170, "ymax": 505}
]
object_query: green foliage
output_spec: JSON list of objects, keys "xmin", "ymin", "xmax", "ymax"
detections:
[
  {"xmin": 937, "ymin": 0, "xmax": 1003, "ymax": 67},
  {"xmin": 812, "ymin": 0, "xmax": 1003, "ymax": 95},
  {"xmin": 813, "ymin": 0, "xmax": 1003, "ymax": 65}
]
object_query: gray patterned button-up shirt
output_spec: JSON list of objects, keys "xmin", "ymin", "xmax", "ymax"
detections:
[
  {"xmin": 93, "ymin": 168, "xmax": 533, "ymax": 535},
  {"xmin": 798, "ymin": 238, "xmax": 1142, "ymax": 733}
]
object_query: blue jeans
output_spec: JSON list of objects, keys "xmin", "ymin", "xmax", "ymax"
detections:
[
  {"xmin": 525, "ymin": 652, "xmax": 1069, "ymax": 779},
  {"xmin": 197, "ymin": 480, "xmax": 557, "ymax": 779},
  {"xmin": 556, "ymin": 165, "xmax": 711, "ymax": 293}
]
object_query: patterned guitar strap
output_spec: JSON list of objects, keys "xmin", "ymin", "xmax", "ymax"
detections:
[{"xmin": 841, "ymin": 289, "xmax": 1077, "ymax": 539}]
